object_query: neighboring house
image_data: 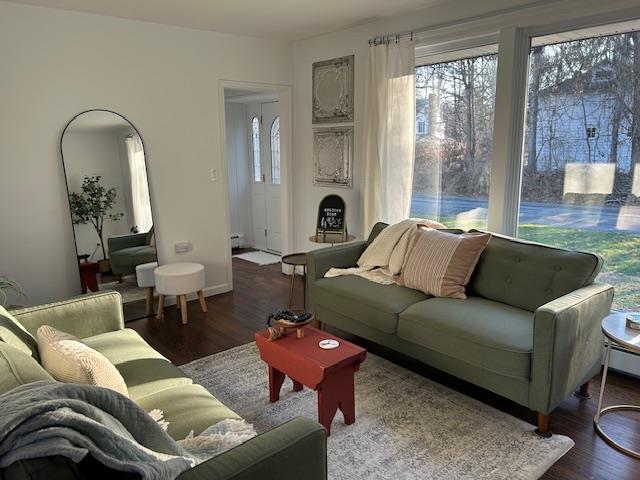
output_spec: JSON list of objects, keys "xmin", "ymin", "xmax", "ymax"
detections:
[
  {"xmin": 531, "ymin": 65, "xmax": 634, "ymax": 172},
  {"xmin": 415, "ymin": 93, "xmax": 445, "ymax": 140}
]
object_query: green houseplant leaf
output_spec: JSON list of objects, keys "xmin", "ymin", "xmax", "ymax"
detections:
[
  {"xmin": 69, "ymin": 175, "xmax": 124, "ymax": 260},
  {"xmin": 0, "ymin": 275, "xmax": 26, "ymax": 307}
]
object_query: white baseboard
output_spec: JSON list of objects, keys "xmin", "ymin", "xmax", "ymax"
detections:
[{"xmin": 161, "ymin": 283, "xmax": 230, "ymax": 306}]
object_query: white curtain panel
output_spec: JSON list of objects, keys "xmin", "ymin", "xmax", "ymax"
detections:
[
  {"xmin": 125, "ymin": 135, "xmax": 153, "ymax": 233},
  {"xmin": 363, "ymin": 40, "xmax": 416, "ymax": 234}
]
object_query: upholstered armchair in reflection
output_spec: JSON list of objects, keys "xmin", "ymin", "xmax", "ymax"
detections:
[{"xmin": 107, "ymin": 227, "xmax": 157, "ymax": 277}]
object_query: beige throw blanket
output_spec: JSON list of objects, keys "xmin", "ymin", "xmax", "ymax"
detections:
[{"xmin": 324, "ymin": 219, "xmax": 445, "ymax": 284}]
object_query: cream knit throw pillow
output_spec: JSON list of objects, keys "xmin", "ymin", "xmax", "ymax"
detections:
[{"xmin": 36, "ymin": 325, "xmax": 128, "ymax": 397}]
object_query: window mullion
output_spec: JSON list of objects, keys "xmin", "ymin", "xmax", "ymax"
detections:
[{"xmin": 487, "ymin": 27, "xmax": 531, "ymax": 235}]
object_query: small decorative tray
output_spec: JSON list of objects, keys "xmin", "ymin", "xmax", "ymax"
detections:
[{"xmin": 267, "ymin": 310, "xmax": 315, "ymax": 340}]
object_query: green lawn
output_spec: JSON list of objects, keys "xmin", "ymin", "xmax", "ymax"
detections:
[
  {"xmin": 519, "ymin": 224, "xmax": 640, "ymax": 311},
  {"xmin": 410, "ymin": 213, "xmax": 640, "ymax": 310}
]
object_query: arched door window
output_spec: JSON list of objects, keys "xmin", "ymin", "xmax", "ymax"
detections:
[
  {"xmin": 270, "ymin": 116, "xmax": 281, "ymax": 185},
  {"xmin": 251, "ymin": 116, "xmax": 262, "ymax": 182}
]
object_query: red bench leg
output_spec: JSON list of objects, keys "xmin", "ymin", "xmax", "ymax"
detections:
[
  {"xmin": 268, "ymin": 366, "xmax": 285, "ymax": 402},
  {"xmin": 317, "ymin": 365, "xmax": 356, "ymax": 435}
]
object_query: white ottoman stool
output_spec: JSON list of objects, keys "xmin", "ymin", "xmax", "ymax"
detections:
[
  {"xmin": 136, "ymin": 261, "xmax": 158, "ymax": 316},
  {"xmin": 154, "ymin": 262, "xmax": 207, "ymax": 324}
]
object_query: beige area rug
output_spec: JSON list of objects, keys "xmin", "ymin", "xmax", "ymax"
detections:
[
  {"xmin": 96, "ymin": 275, "xmax": 147, "ymax": 303},
  {"xmin": 181, "ymin": 343, "xmax": 574, "ymax": 480}
]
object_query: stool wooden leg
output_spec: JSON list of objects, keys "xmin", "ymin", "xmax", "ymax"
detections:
[
  {"xmin": 156, "ymin": 295, "xmax": 165, "ymax": 319},
  {"xmin": 198, "ymin": 290, "xmax": 208, "ymax": 313},
  {"xmin": 180, "ymin": 295, "xmax": 188, "ymax": 324},
  {"xmin": 145, "ymin": 287, "xmax": 154, "ymax": 316}
]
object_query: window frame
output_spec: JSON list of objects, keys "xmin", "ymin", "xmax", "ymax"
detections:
[
  {"xmin": 497, "ymin": 15, "xmax": 640, "ymax": 235},
  {"xmin": 413, "ymin": 10, "xmax": 640, "ymax": 237}
]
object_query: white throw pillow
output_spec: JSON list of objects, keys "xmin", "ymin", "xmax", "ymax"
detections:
[{"xmin": 36, "ymin": 325, "xmax": 128, "ymax": 397}]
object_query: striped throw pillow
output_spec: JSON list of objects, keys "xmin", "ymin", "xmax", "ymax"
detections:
[{"xmin": 399, "ymin": 229, "xmax": 491, "ymax": 299}]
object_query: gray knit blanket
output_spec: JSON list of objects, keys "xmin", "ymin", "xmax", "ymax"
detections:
[{"xmin": 0, "ymin": 381, "xmax": 195, "ymax": 479}]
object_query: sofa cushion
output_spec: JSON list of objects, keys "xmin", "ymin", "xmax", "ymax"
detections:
[
  {"xmin": 0, "ymin": 342, "xmax": 53, "ymax": 395},
  {"xmin": 467, "ymin": 231, "xmax": 602, "ymax": 312},
  {"xmin": 83, "ymin": 329, "xmax": 192, "ymax": 400},
  {"xmin": 136, "ymin": 384, "xmax": 241, "ymax": 440},
  {"xmin": 0, "ymin": 306, "xmax": 39, "ymax": 360},
  {"xmin": 313, "ymin": 276, "xmax": 429, "ymax": 334},
  {"xmin": 37, "ymin": 325, "xmax": 128, "ymax": 396},
  {"xmin": 110, "ymin": 245, "xmax": 157, "ymax": 267},
  {"xmin": 398, "ymin": 296, "xmax": 533, "ymax": 379}
]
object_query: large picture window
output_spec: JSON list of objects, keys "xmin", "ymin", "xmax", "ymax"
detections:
[
  {"xmin": 518, "ymin": 30, "xmax": 640, "ymax": 311},
  {"xmin": 411, "ymin": 52, "xmax": 498, "ymax": 229}
]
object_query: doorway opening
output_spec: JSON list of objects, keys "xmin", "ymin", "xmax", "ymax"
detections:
[{"xmin": 221, "ymin": 83, "xmax": 292, "ymax": 286}]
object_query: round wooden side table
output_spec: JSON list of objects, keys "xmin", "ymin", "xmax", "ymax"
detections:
[
  {"xmin": 595, "ymin": 312, "xmax": 640, "ymax": 459},
  {"xmin": 281, "ymin": 253, "xmax": 307, "ymax": 309}
]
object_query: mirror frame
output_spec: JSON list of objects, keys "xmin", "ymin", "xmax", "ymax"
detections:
[{"xmin": 60, "ymin": 108, "xmax": 158, "ymax": 298}]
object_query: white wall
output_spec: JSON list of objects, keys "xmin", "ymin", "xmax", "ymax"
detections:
[
  {"xmin": 0, "ymin": 1, "xmax": 291, "ymax": 304},
  {"xmin": 291, "ymin": 0, "xmax": 640, "ymax": 252},
  {"xmin": 62, "ymin": 129, "xmax": 134, "ymax": 259},
  {"xmin": 225, "ymin": 102, "xmax": 252, "ymax": 247}
]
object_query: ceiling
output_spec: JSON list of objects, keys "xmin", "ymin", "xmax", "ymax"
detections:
[{"xmin": 6, "ymin": 0, "xmax": 453, "ymax": 41}]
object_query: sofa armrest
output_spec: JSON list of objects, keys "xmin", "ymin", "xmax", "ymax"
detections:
[
  {"xmin": 10, "ymin": 291, "xmax": 125, "ymax": 338},
  {"xmin": 306, "ymin": 241, "xmax": 367, "ymax": 281},
  {"xmin": 108, "ymin": 233, "xmax": 148, "ymax": 253},
  {"xmin": 530, "ymin": 283, "xmax": 613, "ymax": 413},
  {"xmin": 177, "ymin": 417, "xmax": 327, "ymax": 480}
]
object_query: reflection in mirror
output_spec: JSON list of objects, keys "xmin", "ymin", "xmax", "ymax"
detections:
[{"xmin": 61, "ymin": 110, "xmax": 157, "ymax": 322}]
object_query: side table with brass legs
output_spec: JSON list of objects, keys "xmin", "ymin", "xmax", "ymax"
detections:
[{"xmin": 594, "ymin": 313, "xmax": 640, "ymax": 459}]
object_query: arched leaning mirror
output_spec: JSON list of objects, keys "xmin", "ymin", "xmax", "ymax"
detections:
[{"xmin": 61, "ymin": 110, "xmax": 157, "ymax": 322}]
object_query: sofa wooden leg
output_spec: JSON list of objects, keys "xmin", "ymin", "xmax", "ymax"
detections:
[
  {"xmin": 574, "ymin": 380, "xmax": 592, "ymax": 399},
  {"xmin": 535, "ymin": 412, "xmax": 552, "ymax": 437}
]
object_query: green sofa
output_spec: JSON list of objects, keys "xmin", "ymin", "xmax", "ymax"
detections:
[
  {"xmin": 307, "ymin": 222, "xmax": 613, "ymax": 435},
  {"xmin": 108, "ymin": 228, "xmax": 157, "ymax": 275},
  {"xmin": 0, "ymin": 292, "xmax": 327, "ymax": 479}
]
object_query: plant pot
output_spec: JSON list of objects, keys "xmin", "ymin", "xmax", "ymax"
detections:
[{"xmin": 98, "ymin": 259, "xmax": 111, "ymax": 273}]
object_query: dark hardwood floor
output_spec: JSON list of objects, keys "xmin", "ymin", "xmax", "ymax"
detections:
[{"xmin": 129, "ymin": 257, "xmax": 640, "ymax": 480}]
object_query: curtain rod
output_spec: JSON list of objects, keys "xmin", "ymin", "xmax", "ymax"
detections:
[
  {"xmin": 368, "ymin": 32, "xmax": 413, "ymax": 46},
  {"xmin": 367, "ymin": 0, "xmax": 560, "ymax": 46}
]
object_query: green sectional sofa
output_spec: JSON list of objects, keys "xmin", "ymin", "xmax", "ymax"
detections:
[
  {"xmin": 0, "ymin": 292, "xmax": 326, "ymax": 479},
  {"xmin": 307, "ymin": 222, "xmax": 613, "ymax": 435}
]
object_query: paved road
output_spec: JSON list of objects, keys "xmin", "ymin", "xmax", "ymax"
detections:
[{"xmin": 410, "ymin": 193, "xmax": 640, "ymax": 233}]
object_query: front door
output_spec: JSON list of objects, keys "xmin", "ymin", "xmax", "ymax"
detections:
[{"xmin": 249, "ymin": 101, "xmax": 281, "ymax": 253}]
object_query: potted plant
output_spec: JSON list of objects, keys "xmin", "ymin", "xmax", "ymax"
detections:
[
  {"xmin": 0, "ymin": 275, "xmax": 26, "ymax": 308},
  {"xmin": 69, "ymin": 175, "xmax": 124, "ymax": 273}
]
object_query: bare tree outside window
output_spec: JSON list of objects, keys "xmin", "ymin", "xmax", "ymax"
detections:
[{"xmin": 410, "ymin": 54, "xmax": 498, "ymax": 229}]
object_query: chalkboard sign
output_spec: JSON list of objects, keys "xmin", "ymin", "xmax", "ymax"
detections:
[{"xmin": 316, "ymin": 195, "xmax": 347, "ymax": 241}]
